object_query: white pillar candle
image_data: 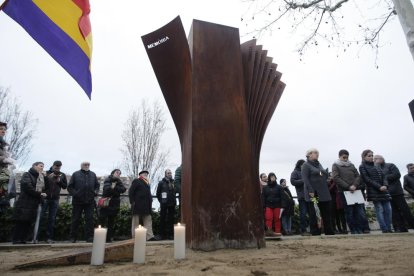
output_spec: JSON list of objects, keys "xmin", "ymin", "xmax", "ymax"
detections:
[
  {"xmin": 133, "ymin": 225, "xmax": 147, "ymax": 264},
  {"xmin": 174, "ymin": 223, "xmax": 186, "ymax": 260},
  {"xmin": 90, "ymin": 225, "xmax": 107, "ymax": 265}
]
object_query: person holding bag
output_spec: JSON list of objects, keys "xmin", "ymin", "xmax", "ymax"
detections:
[
  {"xmin": 12, "ymin": 162, "xmax": 46, "ymax": 244},
  {"xmin": 99, "ymin": 169, "xmax": 126, "ymax": 242}
]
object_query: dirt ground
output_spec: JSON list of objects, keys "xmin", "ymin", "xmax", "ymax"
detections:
[{"xmin": 1, "ymin": 233, "xmax": 413, "ymax": 276}]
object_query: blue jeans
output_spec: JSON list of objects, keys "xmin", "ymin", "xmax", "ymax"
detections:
[
  {"xmin": 298, "ymin": 199, "xmax": 308, "ymax": 232},
  {"xmin": 282, "ymin": 215, "xmax": 292, "ymax": 233},
  {"xmin": 41, "ymin": 199, "xmax": 59, "ymax": 240},
  {"xmin": 373, "ymin": 201, "xmax": 392, "ymax": 232},
  {"xmin": 340, "ymin": 192, "xmax": 366, "ymax": 233}
]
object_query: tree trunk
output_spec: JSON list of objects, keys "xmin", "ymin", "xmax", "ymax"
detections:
[{"xmin": 392, "ymin": 0, "xmax": 414, "ymax": 61}]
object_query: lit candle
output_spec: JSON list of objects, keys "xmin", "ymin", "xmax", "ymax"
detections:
[
  {"xmin": 133, "ymin": 225, "xmax": 147, "ymax": 264},
  {"xmin": 90, "ymin": 225, "xmax": 107, "ymax": 265},
  {"xmin": 174, "ymin": 223, "xmax": 185, "ymax": 259}
]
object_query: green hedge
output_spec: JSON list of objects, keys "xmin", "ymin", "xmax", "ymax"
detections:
[
  {"xmin": 1, "ymin": 202, "xmax": 413, "ymax": 242},
  {"xmin": 0, "ymin": 203, "xmax": 181, "ymax": 242}
]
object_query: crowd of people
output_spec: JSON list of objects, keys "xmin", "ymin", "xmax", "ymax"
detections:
[
  {"xmin": 1, "ymin": 120, "xmax": 183, "ymax": 244},
  {"xmin": 2, "ymin": 120, "xmax": 414, "ymax": 244},
  {"xmin": 4, "ymin": 161, "xmax": 182, "ymax": 244},
  {"xmin": 261, "ymin": 148, "xmax": 414, "ymax": 237}
]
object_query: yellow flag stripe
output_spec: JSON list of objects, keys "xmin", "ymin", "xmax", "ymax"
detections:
[{"xmin": 33, "ymin": 0, "xmax": 91, "ymax": 58}]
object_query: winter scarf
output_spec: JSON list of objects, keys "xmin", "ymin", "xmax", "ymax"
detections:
[{"xmin": 334, "ymin": 159, "xmax": 354, "ymax": 167}]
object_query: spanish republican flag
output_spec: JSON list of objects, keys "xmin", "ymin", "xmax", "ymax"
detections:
[{"xmin": 1, "ymin": 0, "xmax": 93, "ymax": 99}]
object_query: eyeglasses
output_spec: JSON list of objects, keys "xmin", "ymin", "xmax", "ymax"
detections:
[{"xmin": 366, "ymin": 155, "xmax": 373, "ymax": 157}]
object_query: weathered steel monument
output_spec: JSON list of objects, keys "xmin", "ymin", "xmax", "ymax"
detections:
[
  {"xmin": 15, "ymin": 17, "xmax": 286, "ymax": 268},
  {"xmin": 142, "ymin": 17, "xmax": 285, "ymax": 250}
]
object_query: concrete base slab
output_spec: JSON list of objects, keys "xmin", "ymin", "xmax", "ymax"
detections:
[{"xmin": 14, "ymin": 239, "xmax": 136, "ymax": 269}]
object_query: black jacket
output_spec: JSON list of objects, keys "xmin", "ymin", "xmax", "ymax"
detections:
[
  {"xmin": 262, "ymin": 181, "xmax": 283, "ymax": 208},
  {"xmin": 174, "ymin": 166, "xmax": 181, "ymax": 194},
  {"xmin": 359, "ymin": 161, "xmax": 391, "ymax": 202},
  {"xmin": 290, "ymin": 168, "xmax": 305, "ymax": 200},
  {"xmin": 281, "ymin": 187, "xmax": 295, "ymax": 216},
  {"xmin": 100, "ymin": 175, "xmax": 126, "ymax": 216},
  {"xmin": 404, "ymin": 173, "xmax": 414, "ymax": 197},
  {"xmin": 129, "ymin": 177, "xmax": 152, "ymax": 215},
  {"xmin": 376, "ymin": 163, "xmax": 404, "ymax": 196},
  {"xmin": 67, "ymin": 170, "xmax": 100, "ymax": 205},
  {"xmin": 156, "ymin": 177, "xmax": 176, "ymax": 207},
  {"xmin": 45, "ymin": 168, "xmax": 68, "ymax": 200},
  {"xmin": 13, "ymin": 168, "xmax": 43, "ymax": 221},
  {"xmin": 302, "ymin": 160, "xmax": 331, "ymax": 202}
]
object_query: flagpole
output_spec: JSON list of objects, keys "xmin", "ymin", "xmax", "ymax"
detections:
[{"xmin": 0, "ymin": 0, "xmax": 9, "ymax": 11}]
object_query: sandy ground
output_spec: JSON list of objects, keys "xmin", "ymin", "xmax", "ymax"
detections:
[{"xmin": 1, "ymin": 233, "xmax": 414, "ymax": 276}]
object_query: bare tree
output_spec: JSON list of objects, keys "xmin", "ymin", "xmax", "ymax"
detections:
[
  {"xmin": 242, "ymin": 0, "xmax": 414, "ymax": 62},
  {"xmin": 121, "ymin": 100, "xmax": 169, "ymax": 191},
  {"xmin": 0, "ymin": 86, "xmax": 37, "ymax": 165}
]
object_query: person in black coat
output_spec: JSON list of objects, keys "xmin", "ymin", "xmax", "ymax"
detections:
[
  {"xmin": 129, "ymin": 170, "xmax": 155, "ymax": 241},
  {"xmin": 302, "ymin": 148, "xmax": 334, "ymax": 236},
  {"xmin": 0, "ymin": 121, "xmax": 16, "ymax": 216},
  {"xmin": 13, "ymin": 162, "xmax": 46, "ymax": 244},
  {"xmin": 290, "ymin": 159, "xmax": 309, "ymax": 235},
  {"xmin": 262, "ymin": 172, "xmax": 283, "ymax": 236},
  {"xmin": 156, "ymin": 169, "xmax": 176, "ymax": 240},
  {"xmin": 374, "ymin": 155, "xmax": 414, "ymax": 232},
  {"xmin": 68, "ymin": 162, "xmax": 100, "ymax": 243},
  {"xmin": 404, "ymin": 163, "xmax": 414, "ymax": 198},
  {"xmin": 280, "ymin": 179, "xmax": 295, "ymax": 235},
  {"xmin": 99, "ymin": 169, "xmax": 126, "ymax": 242},
  {"xmin": 359, "ymin": 150, "xmax": 392, "ymax": 233},
  {"xmin": 42, "ymin": 160, "xmax": 67, "ymax": 243}
]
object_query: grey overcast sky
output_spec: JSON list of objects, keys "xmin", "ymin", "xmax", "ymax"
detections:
[{"xmin": 0, "ymin": 0, "xmax": 413, "ymax": 195}]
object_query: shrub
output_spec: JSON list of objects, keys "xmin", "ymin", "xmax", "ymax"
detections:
[{"xmin": 0, "ymin": 203, "xmax": 174, "ymax": 242}]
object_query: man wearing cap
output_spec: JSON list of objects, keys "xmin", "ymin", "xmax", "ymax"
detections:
[
  {"xmin": 129, "ymin": 170, "xmax": 156, "ymax": 241},
  {"xmin": 42, "ymin": 160, "xmax": 68, "ymax": 243},
  {"xmin": 374, "ymin": 155, "xmax": 414, "ymax": 232},
  {"xmin": 68, "ymin": 162, "xmax": 100, "ymax": 243}
]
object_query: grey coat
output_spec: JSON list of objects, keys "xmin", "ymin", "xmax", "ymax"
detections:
[
  {"xmin": 290, "ymin": 168, "xmax": 305, "ymax": 200},
  {"xmin": 332, "ymin": 161, "xmax": 363, "ymax": 192},
  {"xmin": 302, "ymin": 160, "xmax": 331, "ymax": 202}
]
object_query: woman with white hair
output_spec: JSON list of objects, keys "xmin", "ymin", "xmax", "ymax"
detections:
[{"xmin": 302, "ymin": 148, "xmax": 334, "ymax": 235}]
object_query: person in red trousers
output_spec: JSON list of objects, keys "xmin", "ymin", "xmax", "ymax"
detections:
[{"xmin": 262, "ymin": 172, "xmax": 283, "ymax": 237}]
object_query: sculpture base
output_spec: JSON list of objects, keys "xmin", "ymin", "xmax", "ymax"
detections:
[{"xmin": 14, "ymin": 240, "xmax": 135, "ymax": 269}]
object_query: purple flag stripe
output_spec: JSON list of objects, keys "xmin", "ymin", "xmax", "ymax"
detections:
[{"xmin": 3, "ymin": 0, "xmax": 92, "ymax": 98}]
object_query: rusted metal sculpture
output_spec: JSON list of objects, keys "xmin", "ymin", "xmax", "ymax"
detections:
[{"xmin": 142, "ymin": 17, "xmax": 285, "ymax": 251}]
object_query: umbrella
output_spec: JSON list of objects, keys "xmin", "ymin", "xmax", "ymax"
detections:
[{"xmin": 32, "ymin": 204, "xmax": 42, "ymax": 243}]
